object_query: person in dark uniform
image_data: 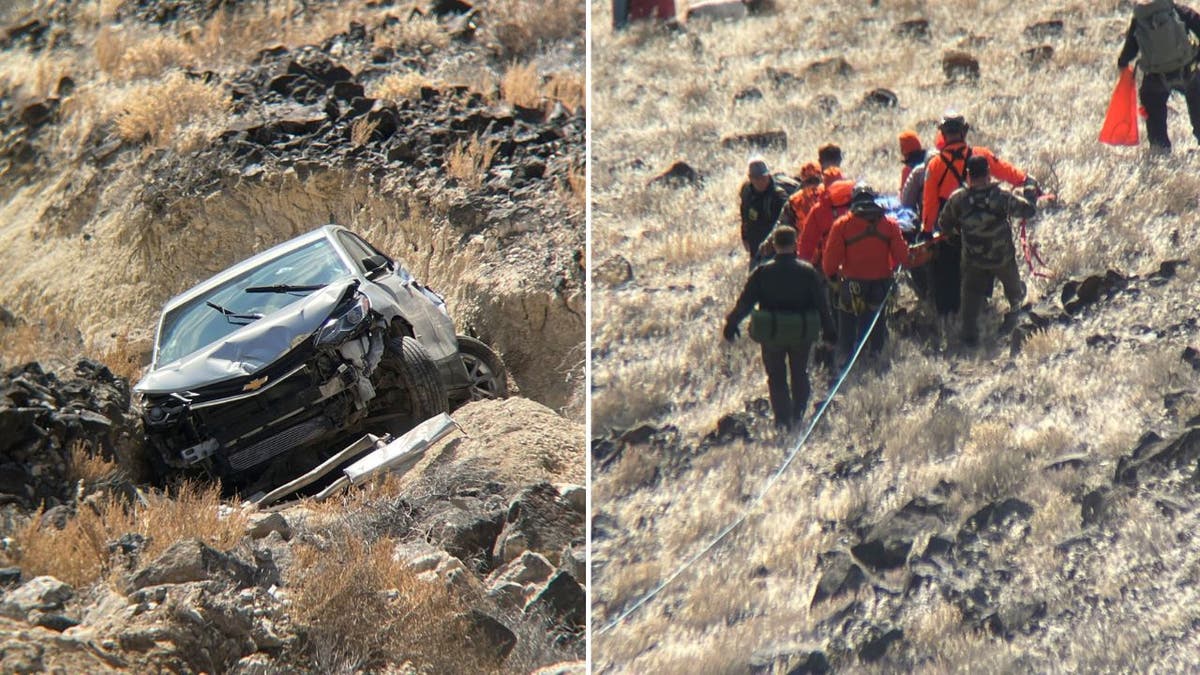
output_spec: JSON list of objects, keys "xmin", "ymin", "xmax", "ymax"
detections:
[
  {"xmin": 739, "ymin": 156, "xmax": 790, "ymax": 268},
  {"xmin": 724, "ymin": 226, "xmax": 836, "ymax": 427}
]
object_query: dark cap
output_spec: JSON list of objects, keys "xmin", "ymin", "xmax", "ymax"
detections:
[
  {"xmin": 938, "ymin": 113, "xmax": 968, "ymax": 134},
  {"xmin": 771, "ymin": 226, "xmax": 797, "ymax": 250},
  {"xmin": 965, "ymin": 155, "xmax": 990, "ymax": 178},
  {"xmin": 747, "ymin": 156, "xmax": 770, "ymax": 178}
]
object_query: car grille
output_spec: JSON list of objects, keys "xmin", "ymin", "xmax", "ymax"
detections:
[
  {"xmin": 227, "ymin": 417, "xmax": 331, "ymax": 471},
  {"xmin": 194, "ymin": 365, "xmax": 323, "ymax": 444}
]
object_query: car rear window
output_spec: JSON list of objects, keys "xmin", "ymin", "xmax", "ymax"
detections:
[{"xmin": 155, "ymin": 238, "xmax": 351, "ymax": 367}]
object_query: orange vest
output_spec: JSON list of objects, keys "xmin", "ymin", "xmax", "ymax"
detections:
[{"xmin": 920, "ymin": 143, "xmax": 1026, "ymax": 232}]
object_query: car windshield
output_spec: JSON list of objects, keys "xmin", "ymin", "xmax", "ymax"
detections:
[{"xmin": 155, "ymin": 238, "xmax": 351, "ymax": 367}]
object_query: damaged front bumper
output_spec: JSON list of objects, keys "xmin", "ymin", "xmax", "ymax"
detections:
[{"xmin": 142, "ymin": 323, "xmax": 386, "ymax": 474}]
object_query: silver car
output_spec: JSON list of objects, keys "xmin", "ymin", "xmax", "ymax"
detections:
[{"xmin": 134, "ymin": 225, "xmax": 506, "ymax": 487}]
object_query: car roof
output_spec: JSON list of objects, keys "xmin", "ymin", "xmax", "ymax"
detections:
[{"xmin": 161, "ymin": 224, "xmax": 351, "ymax": 314}]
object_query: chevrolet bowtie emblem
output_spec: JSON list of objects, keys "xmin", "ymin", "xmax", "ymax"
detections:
[{"xmin": 243, "ymin": 376, "xmax": 269, "ymax": 392}]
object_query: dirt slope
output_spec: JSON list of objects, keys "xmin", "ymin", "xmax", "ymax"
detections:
[
  {"xmin": 591, "ymin": 1, "xmax": 1200, "ymax": 671},
  {"xmin": 0, "ymin": 0, "xmax": 584, "ymax": 672}
]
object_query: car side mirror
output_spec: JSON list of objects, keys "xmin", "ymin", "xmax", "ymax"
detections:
[{"xmin": 363, "ymin": 254, "xmax": 390, "ymax": 278}]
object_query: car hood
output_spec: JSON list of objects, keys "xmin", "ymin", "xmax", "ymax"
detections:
[{"xmin": 135, "ymin": 279, "xmax": 356, "ymax": 395}]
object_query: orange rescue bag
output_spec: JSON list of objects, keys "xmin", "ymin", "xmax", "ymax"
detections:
[{"xmin": 1099, "ymin": 67, "xmax": 1139, "ymax": 146}]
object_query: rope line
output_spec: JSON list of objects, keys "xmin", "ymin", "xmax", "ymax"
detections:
[{"xmin": 596, "ymin": 281, "xmax": 898, "ymax": 636}]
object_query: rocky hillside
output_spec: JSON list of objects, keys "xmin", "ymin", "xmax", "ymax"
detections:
[
  {"xmin": 591, "ymin": 0, "xmax": 1200, "ymax": 672},
  {"xmin": 0, "ymin": 0, "xmax": 584, "ymax": 671}
]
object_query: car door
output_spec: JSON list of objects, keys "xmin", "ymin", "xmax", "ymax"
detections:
[{"xmin": 334, "ymin": 230, "xmax": 459, "ymax": 362}]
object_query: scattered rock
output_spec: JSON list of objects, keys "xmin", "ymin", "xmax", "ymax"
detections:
[
  {"xmin": 1024, "ymin": 20, "xmax": 1064, "ymax": 39},
  {"xmin": 810, "ymin": 94, "xmax": 840, "ymax": 115},
  {"xmin": 245, "ymin": 512, "xmax": 292, "ymax": 540},
  {"xmin": 702, "ymin": 412, "xmax": 752, "ymax": 446},
  {"xmin": 734, "ymin": 86, "xmax": 764, "ymax": 104},
  {"xmin": 861, "ymin": 88, "xmax": 898, "ymax": 108},
  {"xmin": 0, "ymin": 576, "xmax": 73, "ymax": 621},
  {"xmin": 465, "ymin": 609, "xmax": 517, "ymax": 661},
  {"xmin": 525, "ymin": 571, "xmax": 585, "ymax": 628},
  {"xmin": 811, "ymin": 550, "xmax": 866, "ymax": 606},
  {"xmin": 942, "ymin": 50, "xmax": 980, "ymax": 81},
  {"xmin": 1022, "ymin": 45, "xmax": 1054, "ymax": 64},
  {"xmin": 804, "ymin": 57, "xmax": 853, "ymax": 79},
  {"xmin": 494, "ymin": 483, "xmax": 584, "ymax": 566},
  {"xmin": 1183, "ymin": 347, "xmax": 1200, "ymax": 371},
  {"xmin": 720, "ymin": 130, "xmax": 788, "ymax": 150},
  {"xmin": 124, "ymin": 539, "xmax": 255, "ymax": 593},
  {"xmin": 858, "ymin": 627, "xmax": 903, "ymax": 662},
  {"xmin": 894, "ymin": 18, "xmax": 929, "ymax": 40},
  {"xmin": 764, "ymin": 66, "xmax": 802, "ymax": 88},
  {"xmin": 594, "ymin": 255, "xmax": 635, "ymax": 287},
  {"xmin": 491, "ymin": 551, "xmax": 555, "ymax": 586},
  {"xmin": 749, "ymin": 643, "xmax": 830, "ymax": 674},
  {"xmin": 852, "ymin": 495, "xmax": 947, "ymax": 570},
  {"xmin": 1114, "ymin": 428, "xmax": 1200, "ymax": 487},
  {"xmin": 648, "ymin": 160, "xmax": 703, "ymax": 188},
  {"xmin": 985, "ymin": 600, "xmax": 1047, "ymax": 639}
]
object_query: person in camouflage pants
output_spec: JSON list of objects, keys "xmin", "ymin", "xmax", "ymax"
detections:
[{"xmin": 936, "ymin": 155, "xmax": 1039, "ymax": 346}]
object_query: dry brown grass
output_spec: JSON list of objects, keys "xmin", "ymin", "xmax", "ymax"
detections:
[
  {"xmin": 501, "ymin": 61, "xmax": 542, "ymax": 108},
  {"xmin": 67, "ymin": 440, "xmax": 121, "ymax": 486},
  {"xmin": 490, "ymin": 0, "xmax": 585, "ymax": 58},
  {"xmin": 372, "ymin": 71, "xmax": 432, "ymax": 101},
  {"xmin": 3, "ymin": 481, "xmax": 246, "ymax": 588},
  {"xmin": 110, "ymin": 70, "xmax": 230, "ymax": 151},
  {"xmin": 545, "ymin": 71, "xmax": 586, "ymax": 111},
  {"xmin": 350, "ymin": 115, "xmax": 380, "ymax": 147},
  {"xmin": 92, "ymin": 332, "xmax": 146, "ymax": 382},
  {"xmin": 445, "ymin": 134, "xmax": 498, "ymax": 189},
  {"xmin": 591, "ymin": 0, "xmax": 1200, "ymax": 670},
  {"xmin": 290, "ymin": 535, "xmax": 486, "ymax": 673}
]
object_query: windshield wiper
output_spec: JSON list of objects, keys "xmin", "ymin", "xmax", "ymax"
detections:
[
  {"xmin": 244, "ymin": 284, "xmax": 327, "ymax": 294},
  {"xmin": 206, "ymin": 301, "xmax": 263, "ymax": 325}
]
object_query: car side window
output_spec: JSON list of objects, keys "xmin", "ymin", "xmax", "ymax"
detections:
[{"xmin": 337, "ymin": 232, "xmax": 381, "ymax": 271}]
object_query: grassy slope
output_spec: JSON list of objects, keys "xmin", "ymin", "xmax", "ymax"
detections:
[{"xmin": 592, "ymin": 0, "xmax": 1200, "ymax": 671}]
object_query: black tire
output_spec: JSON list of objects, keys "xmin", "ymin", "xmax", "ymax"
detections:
[
  {"xmin": 456, "ymin": 335, "xmax": 509, "ymax": 401},
  {"xmin": 373, "ymin": 336, "xmax": 450, "ymax": 434}
]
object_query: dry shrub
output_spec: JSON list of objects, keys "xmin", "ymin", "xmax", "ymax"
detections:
[
  {"xmin": 350, "ymin": 115, "xmax": 380, "ymax": 147},
  {"xmin": 489, "ymin": 0, "xmax": 583, "ymax": 58},
  {"xmin": 112, "ymin": 70, "xmax": 230, "ymax": 150},
  {"xmin": 559, "ymin": 162, "xmax": 585, "ymax": 212},
  {"xmin": 290, "ymin": 536, "xmax": 486, "ymax": 672},
  {"xmin": 372, "ymin": 71, "xmax": 431, "ymax": 101},
  {"xmin": 374, "ymin": 14, "xmax": 450, "ymax": 52},
  {"xmin": 67, "ymin": 440, "xmax": 120, "ymax": 485},
  {"xmin": 116, "ymin": 34, "xmax": 193, "ymax": 79},
  {"xmin": 501, "ymin": 61, "xmax": 541, "ymax": 108},
  {"xmin": 4, "ymin": 481, "xmax": 246, "ymax": 588},
  {"xmin": 0, "ymin": 311, "xmax": 83, "ymax": 371},
  {"xmin": 93, "ymin": 332, "xmax": 145, "ymax": 383},
  {"xmin": 544, "ymin": 71, "xmax": 584, "ymax": 111},
  {"xmin": 445, "ymin": 134, "xmax": 498, "ymax": 189}
]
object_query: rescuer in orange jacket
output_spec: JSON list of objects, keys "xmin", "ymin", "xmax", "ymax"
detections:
[
  {"xmin": 778, "ymin": 162, "xmax": 824, "ymax": 230},
  {"xmin": 818, "ymin": 143, "xmax": 845, "ymax": 187},
  {"xmin": 898, "ymin": 130, "xmax": 927, "ymax": 194},
  {"xmin": 798, "ymin": 179, "xmax": 855, "ymax": 271},
  {"xmin": 920, "ymin": 113, "xmax": 1036, "ymax": 325},
  {"xmin": 822, "ymin": 186, "xmax": 921, "ymax": 367}
]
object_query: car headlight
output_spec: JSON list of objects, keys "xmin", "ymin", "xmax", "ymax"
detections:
[{"xmin": 314, "ymin": 294, "xmax": 371, "ymax": 346}]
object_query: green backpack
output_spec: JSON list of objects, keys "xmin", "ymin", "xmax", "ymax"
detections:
[
  {"xmin": 749, "ymin": 309, "xmax": 821, "ymax": 347},
  {"xmin": 1134, "ymin": 0, "xmax": 1198, "ymax": 75}
]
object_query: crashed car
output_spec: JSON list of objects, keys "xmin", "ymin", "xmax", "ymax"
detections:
[{"xmin": 134, "ymin": 225, "xmax": 507, "ymax": 486}]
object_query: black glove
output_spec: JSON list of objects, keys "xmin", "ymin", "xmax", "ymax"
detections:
[{"xmin": 723, "ymin": 322, "xmax": 739, "ymax": 342}]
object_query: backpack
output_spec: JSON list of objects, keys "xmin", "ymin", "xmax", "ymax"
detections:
[
  {"xmin": 774, "ymin": 173, "xmax": 802, "ymax": 197},
  {"xmin": 1133, "ymin": 0, "xmax": 1198, "ymax": 74}
]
